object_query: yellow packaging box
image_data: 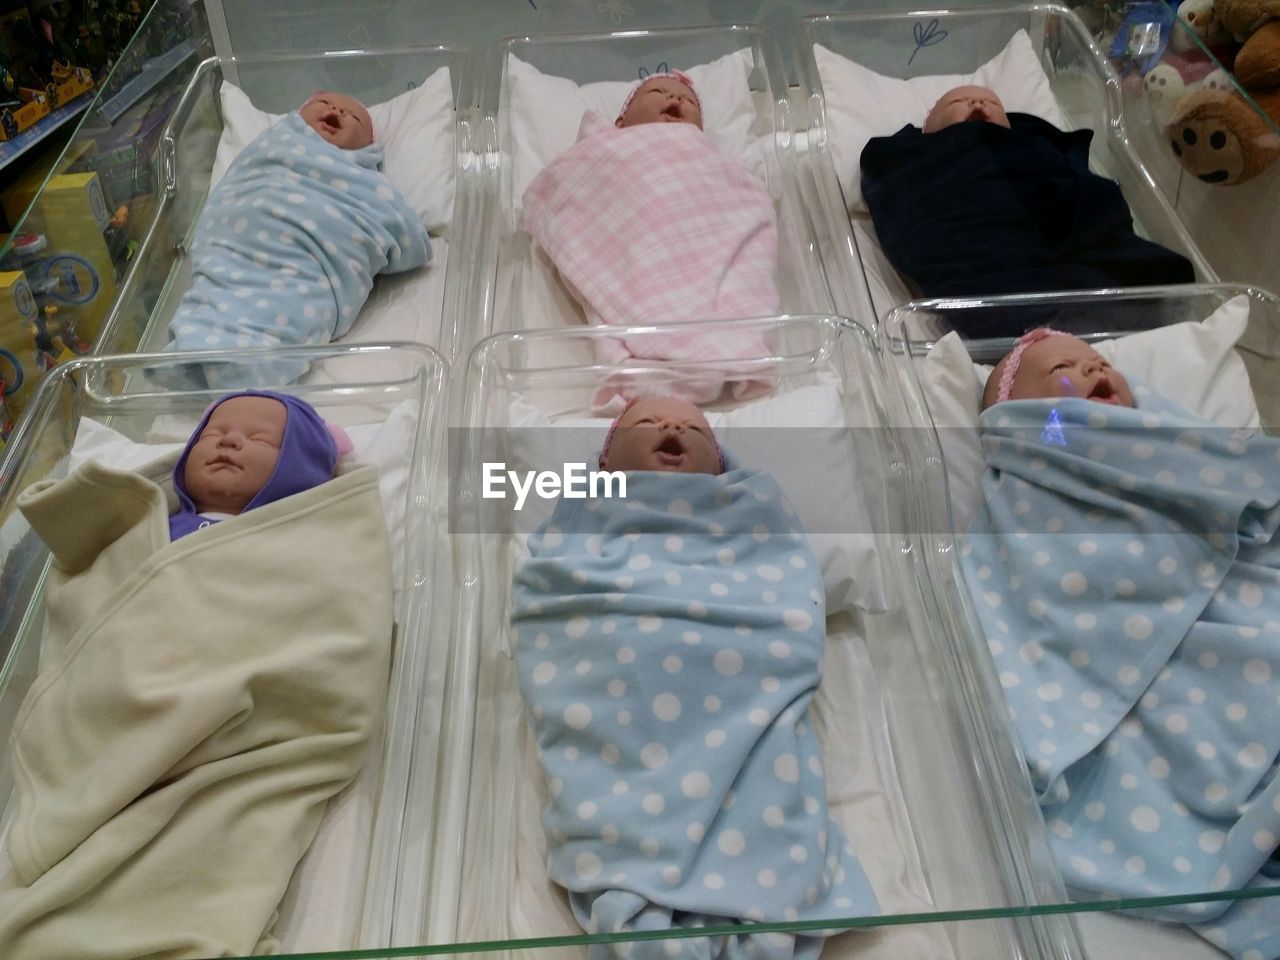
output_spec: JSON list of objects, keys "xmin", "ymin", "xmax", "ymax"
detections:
[
  {"xmin": 0, "ymin": 90, "xmax": 50, "ymax": 141},
  {"xmin": 50, "ymin": 66, "xmax": 94, "ymax": 109},
  {"xmin": 11, "ymin": 173, "xmax": 117, "ymax": 345},
  {"xmin": 0, "ymin": 270, "xmax": 38, "ymax": 421}
]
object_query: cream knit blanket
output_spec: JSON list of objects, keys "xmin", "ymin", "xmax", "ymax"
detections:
[{"xmin": 0, "ymin": 458, "xmax": 392, "ymax": 960}]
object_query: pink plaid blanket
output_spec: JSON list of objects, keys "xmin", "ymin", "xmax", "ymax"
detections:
[{"xmin": 523, "ymin": 112, "xmax": 779, "ymax": 413}]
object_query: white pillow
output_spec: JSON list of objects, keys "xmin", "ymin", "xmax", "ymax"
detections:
[
  {"xmin": 504, "ymin": 382, "xmax": 889, "ymax": 616},
  {"xmin": 66, "ymin": 400, "xmax": 419, "ymax": 606},
  {"xmin": 506, "ymin": 49, "xmax": 762, "ymax": 215},
  {"xmin": 210, "ymin": 67, "xmax": 456, "ymax": 234},
  {"xmin": 916, "ymin": 295, "xmax": 1261, "ymax": 530},
  {"xmin": 815, "ymin": 30, "xmax": 1069, "ymax": 212}
]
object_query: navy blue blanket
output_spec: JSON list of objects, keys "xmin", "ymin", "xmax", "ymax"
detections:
[{"xmin": 860, "ymin": 115, "xmax": 1194, "ymax": 312}]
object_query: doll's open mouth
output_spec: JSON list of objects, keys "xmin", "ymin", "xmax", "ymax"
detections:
[
  {"xmin": 661, "ymin": 104, "xmax": 683, "ymax": 119},
  {"xmin": 1088, "ymin": 379, "xmax": 1120, "ymax": 404},
  {"xmin": 653, "ymin": 434, "xmax": 686, "ymax": 463}
]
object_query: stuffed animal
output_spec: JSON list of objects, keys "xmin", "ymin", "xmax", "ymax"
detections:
[
  {"xmin": 1216, "ymin": 0, "xmax": 1280, "ymax": 40},
  {"xmin": 1143, "ymin": 48, "xmax": 1234, "ymax": 125},
  {"xmin": 1171, "ymin": 0, "xmax": 1232, "ymax": 50},
  {"xmin": 1166, "ymin": 19, "xmax": 1280, "ymax": 183}
]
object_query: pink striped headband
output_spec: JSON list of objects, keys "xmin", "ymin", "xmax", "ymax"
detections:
[
  {"xmin": 302, "ymin": 91, "xmax": 375, "ymax": 142},
  {"xmin": 599, "ymin": 395, "xmax": 725, "ymax": 473},
  {"xmin": 617, "ymin": 70, "xmax": 701, "ymax": 123},
  {"xmin": 995, "ymin": 327, "xmax": 1072, "ymax": 404}
]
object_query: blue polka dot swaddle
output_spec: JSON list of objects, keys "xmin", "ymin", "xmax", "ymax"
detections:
[
  {"xmin": 511, "ymin": 468, "xmax": 878, "ymax": 960},
  {"xmin": 961, "ymin": 393, "xmax": 1280, "ymax": 959},
  {"xmin": 163, "ymin": 111, "xmax": 430, "ymax": 387}
]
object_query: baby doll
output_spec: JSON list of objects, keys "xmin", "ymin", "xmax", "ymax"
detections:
[
  {"xmin": 597, "ymin": 394, "xmax": 724, "ymax": 474},
  {"xmin": 860, "ymin": 85, "xmax": 1195, "ymax": 312},
  {"xmin": 981, "ymin": 328, "xmax": 1135, "ymax": 409},
  {"xmin": 297, "ymin": 90, "xmax": 375, "ymax": 150},
  {"xmin": 962, "ymin": 325, "xmax": 1280, "ymax": 956},
  {"xmin": 170, "ymin": 390, "xmax": 350, "ymax": 539},
  {"xmin": 922, "ymin": 84, "xmax": 1012, "ymax": 133},
  {"xmin": 614, "ymin": 72, "xmax": 703, "ymax": 128},
  {"xmin": 522, "ymin": 72, "xmax": 778, "ymax": 413},
  {"xmin": 162, "ymin": 89, "xmax": 430, "ymax": 385},
  {"xmin": 511, "ymin": 392, "xmax": 877, "ymax": 958},
  {"xmin": 3, "ymin": 393, "xmax": 392, "ymax": 960}
]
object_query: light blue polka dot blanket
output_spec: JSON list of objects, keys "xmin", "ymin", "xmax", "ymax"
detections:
[
  {"xmin": 961, "ymin": 393, "xmax": 1280, "ymax": 959},
  {"xmin": 164, "ymin": 112, "xmax": 430, "ymax": 386},
  {"xmin": 511, "ymin": 468, "xmax": 878, "ymax": 960}
]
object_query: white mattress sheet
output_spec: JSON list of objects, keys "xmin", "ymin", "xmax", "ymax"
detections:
[
  {"xmin": 1077, "ymin": 909, "xmax": 1227, "ymax": 960},
  {"xmin": 344, "ymin": 237, "xmax": 450, "ymax": 350},
  {"xmin": 457, "ymin": 616, "xmax": 958, "ymax": 960}
]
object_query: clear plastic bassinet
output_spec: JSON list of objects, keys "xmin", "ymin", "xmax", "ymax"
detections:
[
  {"xmin": 792, "ymin": 2, "xmax": 1218, "ymax": 325},
  {"xmin": 395, "ymin": 313, "xmax": 1092, "ymax": 960},
  {"xmin": 459, "ymin": 23, "xmax": 869, "ymax": 365},
  {"xmin": 90, "ymin": 45, "xmax": 478, "ymax": 365},
  {"xmin": 0, "ymin": 343, "xmax": 449, "ymax": 955},
  {"xmin": 881, "ymin": 283, "xmax": 1280, "ymax": 960}
]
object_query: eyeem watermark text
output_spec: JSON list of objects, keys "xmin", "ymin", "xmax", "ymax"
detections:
[{"xmin": 483, "ymin": 462, "xmax": 627, "ymax": 511}]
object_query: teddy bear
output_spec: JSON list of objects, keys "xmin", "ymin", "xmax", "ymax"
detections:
[
  {"xmin": 1165, "ymin": 13, "xmax": 1280, "ymax": 184},
  {"xmin": 1170, "ymin": 0, "xmax": 1232, "ymax": 51}
]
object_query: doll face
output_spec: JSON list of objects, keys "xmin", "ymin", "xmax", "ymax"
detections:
[
  {"xmin": 997, "ymin": 336, "xmax": 1134, "ymax": 407},
  {"xmin": 601, "ymin": 396, "xmax": 721, "ymax": 475},
  {"xmin": 184, "ymin": 396, "xmax": 287, "ymax": 514},
  {"xmin": 299, "ymin": 91, "xmax": 374, "ymax": 150},
  {"xmin": 616, "ymin": 76, "xmax": 703, "ymax": 129},
  {"xmin": 923, "ymin": 86, "xmax": 1012, "ymax": 134}
]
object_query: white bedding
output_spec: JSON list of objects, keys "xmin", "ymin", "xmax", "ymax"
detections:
[{"xmin": 0, "ymin": 402, "xmax": 420, "ymax": 953}]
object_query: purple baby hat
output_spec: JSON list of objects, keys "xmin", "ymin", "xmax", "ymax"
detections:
[{"xmin": 169, "ymin": 390, "xmax": 341, "ymax": 540}]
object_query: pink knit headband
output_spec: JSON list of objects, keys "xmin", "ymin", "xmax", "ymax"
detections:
[
  {"xmin": 617, "ymin": 70, "xmax": 701, "ymax": 123},
  {"xmin": 995, "ymin": 327, "xmax": 1072, "ymax": 404},
  {"xmin": 599, "ymin": 395, "xmax": 725, "ymax": 473}
]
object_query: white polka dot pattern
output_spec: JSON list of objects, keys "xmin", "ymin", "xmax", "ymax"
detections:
[
  {"xmin": 962, "ymin": 392, "xmax": 1280, "ymax": 950},
  {"xmin": 512, "ymin": 468, "xmax": 876, "ymax": 933},
  {"xmin": 162, "ymin": 112, "xmax": 429, "ymax": 385}
]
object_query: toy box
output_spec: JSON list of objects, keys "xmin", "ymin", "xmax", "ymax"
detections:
[{"xmin": 0, "ymin": 89, "xmax": 50, "ymax": 142}]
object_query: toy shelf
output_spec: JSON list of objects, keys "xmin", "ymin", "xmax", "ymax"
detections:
[
  {"xmin": 97, "ymin": 39, "xmax": 198, "ymax": 123},
  {"xmin": 0, "ymin": 96, "xmax": 93, "ymax": 173}
]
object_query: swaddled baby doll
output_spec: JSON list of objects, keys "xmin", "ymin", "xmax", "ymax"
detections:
[
  {"xmin": 860, "ymin": 85, "xmax": 1195, "ymax": 313},
  {"xmin": 963, "ymin": 328, "xmax": 1280, "ymax": 958},
  {"xmin": 510, "ymin": 395, "xmax": 878, "ymax": 960},
  {"xmin": 0, "ymin": 389, "xmax": 393, "ymax": 960},
  {"xmin": 162, "ymin": 90, "xmax": 430, "ymax": 385},
  {"xmin": 522, "ymin": 73, "xmax": 779, "ymax": 414}
]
